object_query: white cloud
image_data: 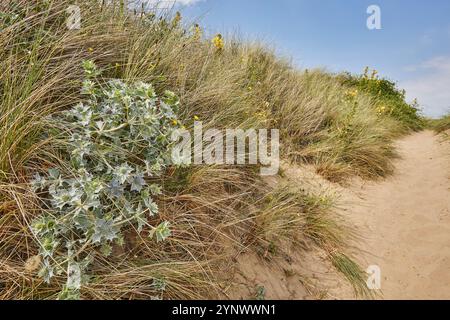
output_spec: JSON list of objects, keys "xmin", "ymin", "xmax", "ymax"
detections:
[{"xmin": 400, "ymin": 56, "xmax": 450, "ymax": 118}]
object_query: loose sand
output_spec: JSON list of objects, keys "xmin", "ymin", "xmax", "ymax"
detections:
[
  {"xmin": 230, "ymin": 130, "xmax": 450, "ymax": 300},
  {"xmin": 339, "ymin": 130, "xmax": 450, "ymax": 299}
]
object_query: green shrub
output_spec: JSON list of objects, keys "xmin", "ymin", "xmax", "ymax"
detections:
[{"xmin": 338, "ymin": 68, "xmax": 424, "ymax": 131}]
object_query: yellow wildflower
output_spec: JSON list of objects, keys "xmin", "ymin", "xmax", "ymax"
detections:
[
  {"xmin": 193, "ymin": 115, "xmax": 199, "ymax": 121},
  {"xmin": 88, "ymin": 47, "xmax": 94, "ymax": 53},
  {"xmin": 346, "ymin": 89, "xmax": 358, "ymax": 98},
  {"xmin": 212, "ymin": 34, "xmax": 224, "ymax": 51},
  {"xmin": 172, "ymin": 119, "xmax": 178, "ymax": 126},
  {"xmin": 255, "ymin": 110, "xmax": 268, "ymax": 120},
  {"xmin": 172, "ymin": 11, "xmax": 181, "ymax": 27},
  {"xmin": 193, "ymin": 24, "xmax": 202, "ymax": 41},
  {"xmin": 377, "ymin": 105, "xmax": 387, "ymax": 115}
]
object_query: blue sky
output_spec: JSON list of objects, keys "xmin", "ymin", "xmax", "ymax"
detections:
[{"xmin": 151, "ymin": 0, "xmax": 450, "ymax": 117}]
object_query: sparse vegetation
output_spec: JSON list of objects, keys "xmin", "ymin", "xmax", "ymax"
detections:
[
  {"xmin": 0, "ymin": 0, "xmax": 424, "ymax": 300},
  {"xmin": 331, "ymin": 252, "xmax": 373, "ymax": 298},
  {"xmin": 338, "ymin": 67, "xmax": 424, "ymax": 132},
  {"xmin": 429, "ymin": 113, "xmax": 450, "ymax": 137}
]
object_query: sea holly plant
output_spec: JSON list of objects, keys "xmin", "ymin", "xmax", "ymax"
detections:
[{"xmin": 30, "ymin": 61, "xmax": 181, "ymax": 299}]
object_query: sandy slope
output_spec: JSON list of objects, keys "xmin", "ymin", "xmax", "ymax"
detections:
[
  {"xmin": 229, "ymin": 130, "xmax": 449, "ymax": 300},
  {"xmin": 341, "ymin": 130, "xmax": 450, "ymax": 299}
]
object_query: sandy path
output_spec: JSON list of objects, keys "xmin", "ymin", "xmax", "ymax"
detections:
[
  {"xmin": 343, "ymin": 130, "xmax": 450, "ymax": 299},
  {"xmin": 230, "ymin": 131, "xmax": 449, "ymax": 300}
]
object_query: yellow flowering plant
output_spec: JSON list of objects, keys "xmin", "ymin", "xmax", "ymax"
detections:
[
  {"xmin": 212, "ymin": 34, "xmax": 224, "ymax": 51},
  {"xmin": 339, "ymin": 67, "xmax": 424, "ymax": 130}
]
